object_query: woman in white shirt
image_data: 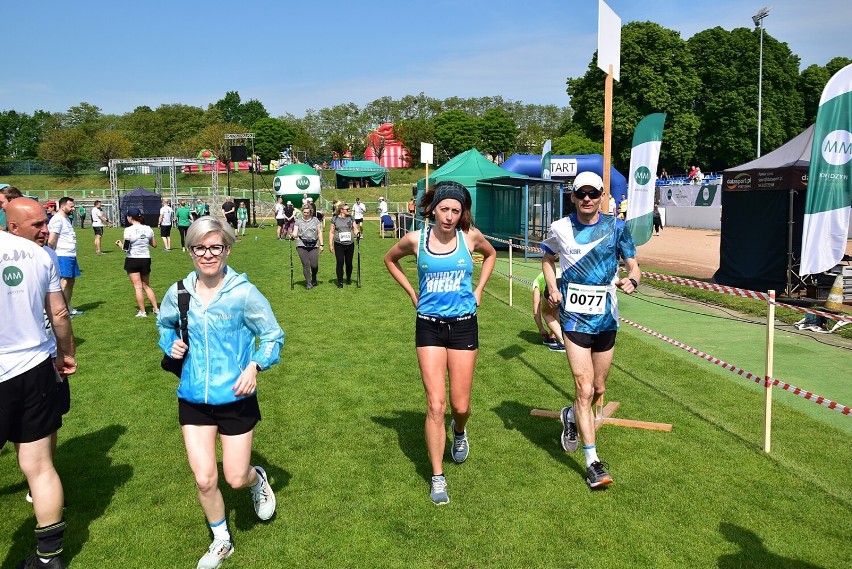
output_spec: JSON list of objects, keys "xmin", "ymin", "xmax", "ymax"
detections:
[{"xmin": 116, "ymin": 207, "xmax": 159, "ymax": 317}]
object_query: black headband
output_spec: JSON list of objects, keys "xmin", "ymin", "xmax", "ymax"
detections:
[{"xmin": 433, "ymin": 182, "xmax": 468, "ymax": 211}]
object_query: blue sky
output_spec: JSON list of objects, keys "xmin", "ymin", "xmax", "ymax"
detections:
[{"xmin": 2, "ymin": 0, "xmax": 849, "ymax": 117}]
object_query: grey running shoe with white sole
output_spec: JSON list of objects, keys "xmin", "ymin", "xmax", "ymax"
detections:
[
  {"xmin": 197, "ymin": 539, "xmax": 233, "ymax": 569},
  {"xmin": 430, "ymin": 475, "xmax": 449, "ymax": 505},
  {"xmin": 450, "ymin": 419, "xmax": 469, "ymax": 463},
  {"xmin": 250, "ymin": 466, "xmax": 276, "ymax": 520},
  {"xmin": 586, "ymin": 460, "xmax": 613, "ymax": 488},
  {"xmin": 560, "ymin": 406, "xmax": 579, "ymax": 452}
]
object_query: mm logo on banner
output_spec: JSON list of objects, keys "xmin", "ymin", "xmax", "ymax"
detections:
[
  {"xmin": 273, "ymin": 177, "xmax": 281, "ymax": 191},
  {"xmin": 633, "ymin": 166, "xmax": 651, "ymax": 186},
  {"xmin": 3, "ymin": 266, "xmax": 23, "ymax": 286},
  {"xmin": 821, "ymin": 130, "xmax": 852, "ymax": 166},
  {"xmin": 296, "ymin": 176, "xmax": 311, "ymax": 190}
]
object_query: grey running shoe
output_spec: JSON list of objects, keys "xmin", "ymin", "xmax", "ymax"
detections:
[
  {"xmin": 430, "ymin": 475, "xmax": 449, "ymax": 505},
  {"xmin": 196, "ymin": 539, "xmax": 233, "ymax": 569},
  {"xmin": 548, "ymin": 342, "xmax": 566, "ymax": 352},
  {"xmin": 450, "ymin": 419, "xmax": 469, "ymax": 463},
  {"xmin": 560, "ymin": 406, "xmax": 579, "ymax": 452},
  {"xmin": 586, "ymin": 460, "xmax": 613, "ymax": 488},
  {"xmin": 250, "ymin": 466, "xmax": 276, "ymax": 521}
]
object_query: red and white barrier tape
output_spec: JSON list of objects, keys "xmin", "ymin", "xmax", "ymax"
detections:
[
  {"xmin": 619, "ymin": 317, "xmax": 851, "ymax": 416},
  {"xmin": 494, "ymin": 268, "xmax": 535, "ymax": 287},
  {"xmin": 485, "ymin": 234, "xmax": 544, "ymax": 254},
  {"xmin": 641, "ymin": 271, "xmax": 852, "ymax": 324}
]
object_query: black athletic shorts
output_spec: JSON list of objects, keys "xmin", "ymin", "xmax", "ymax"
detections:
[
  {"xmin": 276, "ymin": 219, "xmax": 286, "ymax": 227},
  {"xmin": 415, "ymin": 313, "xmax": 478, "ymax": 350},
  {"xmin": 93, "ymin": 226, "xmax": 104, "ymax": 236},
  {"xmin": 564, "ymin": 330, "xmax": 617, "ymax": 352},
  {"xmin": 225, "ymin": 214, "xmax": 237, "ymax": 228},
  {"xmin": 178, "ymin": 395, "xmax": 261, "ymax": 436},
  {"xmin": 0, "ymin": 357, "xmax": 63, "ymax": 447},
  {"xmin": 159, "ymin": 225, "xmax": 172, "ymax": 237},
  {"xmin": 124, "ymin": 257, "xmax": 152, "ymax": 275},
  {"xmin": 57, "ymin": 374, "xmax": 70, "ymax": 416}
]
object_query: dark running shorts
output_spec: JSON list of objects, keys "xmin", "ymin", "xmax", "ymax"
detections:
[
  {"xmin": 276, "ymin": 218, "xmax": 286, "ymax": 227},
  {"xmin": 124, "ymin": 257, "xmax": 152, "ymax": 275},
  {"xmin": 93, "ymin": 226, "xmax": 104, "ymax": 236},
  {"xmin": 160, "ymin": 225, "xmax": 172, "ymax": 237},
  {"xmin": 57, "ymin": 373, "xmax": 70, "ymax": 416},
  {"xmin": 415, "ymin": 313, "xmax": 478, "ymax": 350},
  {"xmin": 0, "ymin": 357, "xmax": 63, "ymax": 447},
  {"xmin": 178, "ymin": 395, "xmax": 261, "ymax": 436},
  {"xmin": 564, "ymin": 330, "xmax": 617, "ymax": 353}
]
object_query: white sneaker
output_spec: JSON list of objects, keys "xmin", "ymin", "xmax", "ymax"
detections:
[
  {"xmin": 135, "ymin": 311, "xmax": 147, "ymax": 318},
  {"xmin": 250, "ymin": 466, "xmax": 276, "ymax": 520},
  {"xmin": 196, "ymin": 539, "xmax": 233, "ymax": 569},
  {"xmin": 153, "ymin": 308, "xmax": 160, "ymax": 315}
]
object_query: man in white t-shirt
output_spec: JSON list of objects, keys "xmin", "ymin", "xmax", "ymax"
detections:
[
  {"xmin": 0, "ymin": 229, "xmax": 76, "ymax": 569},
  {"xmin": 378, "ymin": 196, "xmax": 388, "ymax": 217},
  {"xmin": 47, "ymin": 197, "xmax": 83, "ymax": 316},
  {"xmin": 158, "ymin": 199, "xmax": 175, "ymax": 251},
  {"xmin": 274, "ymin": 197, "xmax": 286, "ymax": 240},
  {"xmin": 91, "ymin": 200, "xmax": 109, "ymax": 254},
  {"xmin": 352, "ymin": 197, "xmax": 366, "ymax": 236}
]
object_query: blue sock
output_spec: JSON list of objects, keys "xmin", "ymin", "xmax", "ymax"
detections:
[{"xmin": 210, "ymin": 518, "xmax": 230, "ymax": 542}]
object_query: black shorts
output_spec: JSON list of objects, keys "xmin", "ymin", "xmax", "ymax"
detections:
[
  {"xmin": 57, "ymin": 374, "xmax": 70, "ymax": 416},
  {"xmin": 225, "ymin": 214, "xmax": 237, "ymax": 228},
  {"xmin": 276, "ymin": 218, "xmax": 286, "ymax": 227},
  {"xmin": 93, "ymin": 226, "xmax": 104, "ymax": 236},
  {"xmin": 160, "ymin": 225, "xmax": 172, "ymax": 237},
  {"xmin": 415, "ymin": 313, "xmax": 478, "ymax": 350},
  {"xmin": 564, "ymin": 330, "xmax": 617, "ymax": 352},
  {"xmin": 0, "ymin": 357, "xmax": 63, "ymax": 447},
  {"xmin": 124, "ymin": 257, "xmax": 152, "ymax": 275},
  {"xmin": 178, "ymin": 395, "xmax": 261, "ymax": 436}
]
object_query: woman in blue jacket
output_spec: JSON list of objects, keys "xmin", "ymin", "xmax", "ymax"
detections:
[{"xmin": 157, "ymin": 217, "xmax": 284, "ymax": 569}]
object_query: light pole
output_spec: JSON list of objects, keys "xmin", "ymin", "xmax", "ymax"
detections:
[{"xmin": 752, "ymin": 6, "xmax": 770, "ymax": 158}]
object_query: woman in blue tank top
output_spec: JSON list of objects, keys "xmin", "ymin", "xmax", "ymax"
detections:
[{"xmin": 384, "ymin": 181, "xmax": 496, "ymax": 505}]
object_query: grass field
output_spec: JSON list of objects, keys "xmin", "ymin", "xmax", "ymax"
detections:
[{"xmin": 1, "ymin": 222, "xmax": 850, "ymax": 568}]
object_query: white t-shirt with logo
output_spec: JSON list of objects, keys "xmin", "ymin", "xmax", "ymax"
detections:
[
  {"xmin": 274, "ymin": 203, "xmax": 285, "ymax": 219},
  {"xmin": 352, "ymin": 202, "xmax": 366, "ymax": 220},
  {"xmin": 160, "ymin": 205, "xmax": 174, "ymax": 226},
  {"xmin": 0, "ymin": 232, "xmax": 62, "ymax": 382},
  {"xmin": 124, "ymin": 224, "xmax": 154, "ymax": 258},
  {"xmin": 48, "ymin": 213, "xmax": 77, "ymax": 257},
  {"xmin": 91, "ymin": 206, "xmax": 105, "ymax": 227}
]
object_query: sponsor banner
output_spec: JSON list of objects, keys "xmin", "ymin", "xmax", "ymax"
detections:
[
  {"xmin": 722, "ymin": 168, "xmax": 809, "ymax": 191},
  {"xmin": 660, "ymin": 182, "xmax": 721, "ymax": 207}
]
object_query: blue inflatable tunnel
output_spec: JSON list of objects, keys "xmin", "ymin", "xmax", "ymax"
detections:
[{"xmin": 501, "ymin": 154, "xmax": 628, "ymax": 205}]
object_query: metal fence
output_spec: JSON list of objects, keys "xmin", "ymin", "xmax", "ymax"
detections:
[{"xmin": 0, "ymin": 160, "xmax": 105, "ymax": 176}]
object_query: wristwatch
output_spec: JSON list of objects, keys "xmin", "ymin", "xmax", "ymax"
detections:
[
  {"xmin": 255, "ymin": 363, "xmax": 262, "ymax": 372},
  {"xmin": 628, "ymin": 278, "xmax": 639, "ymax": 289}
]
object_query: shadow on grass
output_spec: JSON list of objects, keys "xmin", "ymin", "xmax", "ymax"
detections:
[
  {"xmin": 1, "ymin": 425, "xmax": 131, "ymax": 569},
  {"xmin": 371, "ymin": 412, "xmax": 431, "ymax": 484},
  {"xmin": 223, "ymin": 450, "xmax": 292, "ymax": 532},
  {"xmin": 491, "ymin": 400, "xmax": 586, "ymax": 482},
  {"xmin": 499, "ymin": 342, "xmax": 572, "ymax": 401},
  {"xmin": 72, "ymin": 299, "xmax": 106, "ymax": 314},
  {"xmin": 717, "ymin": 522, "xmax": 824, "ymax": 569}
]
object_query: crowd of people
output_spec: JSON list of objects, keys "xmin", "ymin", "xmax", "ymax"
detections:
[{"xmin": 1, "ymin": 175, "xmax": 642, "ymax": 566}]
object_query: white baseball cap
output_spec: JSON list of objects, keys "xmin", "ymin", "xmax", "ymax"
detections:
[{"xmin": 572, "ymin": 171, "xmax": 604, "ymax": 192}]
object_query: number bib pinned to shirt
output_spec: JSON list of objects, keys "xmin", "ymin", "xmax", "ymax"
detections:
[
  {"xmin": 338, "ymin": 231, "xmax": 352, "ymax": 244},
  {"xmin": 563, "ymin": 283, "xmax": 607, "ymax": 315}
]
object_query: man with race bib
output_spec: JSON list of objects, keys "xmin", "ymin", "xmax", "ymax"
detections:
[{"xmin": 541, "ymin": 171, "xmax": 640, "ymax": 489}]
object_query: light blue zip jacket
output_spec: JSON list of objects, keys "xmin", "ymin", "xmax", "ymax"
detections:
[{"xmin": 157, "ymin": 267, "xmax": 284, "ymax": 405}]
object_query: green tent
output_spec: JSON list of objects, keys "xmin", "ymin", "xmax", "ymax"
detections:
[
  {"xmin": 335, "ymin": 160, "xmax": 388, "ymax": 188},
  {"xmin": 416, "ymin": 148, "xmax": 534, "ymax": 239}
]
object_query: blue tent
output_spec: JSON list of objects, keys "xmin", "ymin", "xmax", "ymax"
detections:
[{"xmin": 119, "ymin": 186, "xmax": 162, "ymax": 227}]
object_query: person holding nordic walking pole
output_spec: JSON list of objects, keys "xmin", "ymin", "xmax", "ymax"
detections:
[
  {"xmin": 329, "ymin": 202, "xmax": 356, "ymax": 288},
  {"xmin": 384, "ymin": 181, "xmax": 496, "ymax": 505},
  {"xmin": 540, "ymin": 171, "xmax": 640, "ymax": 489}
]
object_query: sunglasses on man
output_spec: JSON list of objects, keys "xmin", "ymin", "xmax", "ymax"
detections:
[{"xmin": 573, "ymin": 188, "xmax": 602, "ymax": 200}]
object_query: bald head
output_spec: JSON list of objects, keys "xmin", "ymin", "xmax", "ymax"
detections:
[{"xmin": 6, "ymin": 198, "xmax": 50, "ymax": 246}]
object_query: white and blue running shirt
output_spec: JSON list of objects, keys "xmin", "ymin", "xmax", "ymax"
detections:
[
  {"xmin": 416, "ymin": 227, "xmax": 477, "ymax": 318},
  {"xmin": 541, "ymin": 213, "xmax": 636, "ymax": 333}
]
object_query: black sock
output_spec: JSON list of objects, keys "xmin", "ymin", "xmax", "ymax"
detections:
[{"xmin": 35, "ymin": 519, "xmax": 65, "ymax": 559}]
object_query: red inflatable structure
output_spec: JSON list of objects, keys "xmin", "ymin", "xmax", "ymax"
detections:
[{"xmin": 363, "ymin": 123, "xmax": 410, "ymax": 169}]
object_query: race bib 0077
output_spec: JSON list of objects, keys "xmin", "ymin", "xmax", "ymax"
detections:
[{"xmin": 563, "ymin": 283, "xmax": 607, "ymax": 315}]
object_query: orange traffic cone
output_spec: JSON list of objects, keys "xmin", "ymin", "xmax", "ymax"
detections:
[{"xmin": 824, "ymin": 273, "xmax": 845, "ymax": 311}]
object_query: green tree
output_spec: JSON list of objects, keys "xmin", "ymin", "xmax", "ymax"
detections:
[
  {"xmin": 434, "ymin": 110, "xmax": 479, "ymax": 162},
  {"xmin": 253, "ymin": 118, "xmax": 295, "ymax": 164},
  {"xmin": 241, "ymin": 99, "xmax": 269, "ymax": 127},
  {"xmin": 90, "ymin": 131, "xmax": 133, "ymax": 165},
  {"xmin": 568, "ymin": 21, "xmax": 701, "ymax": 171},
  {"xmin": 801, "ymin": 57, "xmax": 852, "ymax": 126},
  {"xmin": 123, "ymin": 104, "xmax": 213, "ymax": 157},
  {"xmin": 394, "ymin": 119, "xmax": 434, "ymax": 165},
  {"xmin": 214, "ymin": 91, "xmax": 243, "ymax": 124},
  {"xmin": 38, "ymin": 128, "xmax": 88, "ymax": 176},
  {"xmin": 63, "ymin": 102, "xmax": 103, "ymax": 137},
  {"xmin": 189, "ymin": 123, "xmax": 246, "ymax": 167},
  {"xmin": 552, "ymin": 133, "xmax": 603, "ymax": 156},
  {"xmin": 478, "ymin": 108, "xmax": 519, "ymax": 158}
]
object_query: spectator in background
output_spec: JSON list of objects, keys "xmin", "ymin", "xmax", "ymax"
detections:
[
  {"xmin": 222, "ymin": 197, "xmax": 236, "ymax": 230},
  {"xmin": 91, "ymin": 200, "xmax": 109, "ymax": 254},
  {"xmin": 0, "ymin": 185, "xmax": 24, "ymax": 230},
  {"xmin": 48, "ymin": 197, "xmax": 83, "ymax": 317},
  {"xmin": 175, "ymin": 200, "xmax": 192, "ymax": 252},
  {"xmin": 283, "ymin": 201, "xmax": 295, "ymax": 239},
  {"xmin": 159, "ymin": 199, "xmax": 175, "ymax": 251},
  {"xmin": 115, "ymin": 207, "xmax": 159, "ymax": 318},
  {"xmin": 378, "ymin": 197, "xmax": 388, "ymax": 217},
  {"xmin": 653, "ymin": 205, "xmax": 663, "ymax": 236},
  {"xmin": 351, "ymin": 197, "xmax": 366, "ymax": 236},
  {"xmin": 77, "ymin": 204, "xmax": 86, "ymax": 229},
  {"xmin": 660, "ymin": 168, "xmax": 669, "ymax": 181},
  {"xmin": 274, "ymin": 197, "xmax": 286, "ymax": 240},
  {"xmin": 236, "ymin": 201, "xmax": 249, "ymax": 237},
  {"xmin": 45, "ymin": 201, "xmax": 57, "ymax": 222}
]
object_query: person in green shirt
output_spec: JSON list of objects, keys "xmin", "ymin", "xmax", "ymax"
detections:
[
  {"xmin": 236, "ymin": 201, "xmax": 249, "ymax": 236},
  {"xmin": 175, "ymin": 200, "xmax": 193, "ymax": 252},
  {"xmin": 77, "ymin": 204, "xmax": 86, "ymax": 228}
]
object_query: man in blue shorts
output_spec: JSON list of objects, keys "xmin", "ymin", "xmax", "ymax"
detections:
[
  {"xmin": 47, "ymin": 197, "xmax": 83, "ymax": 316},
  {"xmin": 541, "ymin": 171, "xmax": 640, "ymax": 488}
]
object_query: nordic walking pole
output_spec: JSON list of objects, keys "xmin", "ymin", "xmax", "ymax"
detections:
[
  {"xmin": 356, "ymin": 233, "xmax": 362, "ymax": 288},
  {"xmin": 289, "ymin": 236, "xmax": 295, "ymax": 290}
]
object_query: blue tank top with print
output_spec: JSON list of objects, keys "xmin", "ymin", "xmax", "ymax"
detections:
[{"xmin": 417, "ymin": 227, "xmax": 477, "ymax": 318}]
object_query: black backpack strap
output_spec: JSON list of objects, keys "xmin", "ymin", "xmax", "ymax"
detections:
[{"xmin": 176, "ymin": 280, "xmax": 190, "ymax": 343}]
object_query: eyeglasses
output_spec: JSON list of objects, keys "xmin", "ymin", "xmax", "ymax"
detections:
[
  {"xmin": 189, "ymin": 244, "xmax": 227, "ymax": 257},
  {"xmin": 573, "ymin": 189, "xmax": 602, "ymax": 200}
]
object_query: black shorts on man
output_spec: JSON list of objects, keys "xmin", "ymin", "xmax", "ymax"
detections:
[
  {"xmin": 0, "ymin": 357, "xmax": 63, "ymax": 447},
  {"xmin": 415, "ymin": 313, "xmax": 478, "ymax": 350},
  {"xmin": 160, "ymin": 225, "xmax": 172, "ymax": 237},
  {"xmin": 93, "ymin": 226, "xmax": 104, "ymax": 236},
  {"xmin": 563, "ymin": 330, "xmax": 617, "ymax": 352}
]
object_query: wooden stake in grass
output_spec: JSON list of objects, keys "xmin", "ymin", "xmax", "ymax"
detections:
[{"xmin": 531, "ymin": 405, "xmax": 672, "ymax": 432}]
